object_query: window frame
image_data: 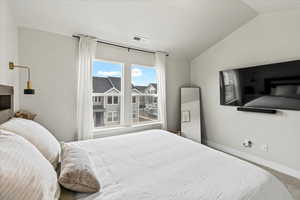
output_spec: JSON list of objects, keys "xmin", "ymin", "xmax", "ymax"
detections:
[
  {"xmin": 106, "ymin": 96, "xmax": 119, "ymax": 105},
  {"xmin": 92, "ymin": 59, "xmax": 162, "ymax": 133},
  {"xmin": 130, "ymin": 64, "xmax": 160, "ymax": 125}
]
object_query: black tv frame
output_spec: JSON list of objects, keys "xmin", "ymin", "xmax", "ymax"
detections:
[{"xmin": 219, "ymin": 59, "xmax": 300, "ymax": 112}]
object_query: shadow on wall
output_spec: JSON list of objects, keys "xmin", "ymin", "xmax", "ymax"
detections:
[{"xmin": 199, "ymin": 88, "xmax": 207, "ymax": 144}]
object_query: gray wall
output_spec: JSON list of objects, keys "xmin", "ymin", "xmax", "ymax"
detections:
[
  {"xmin": 191, "ymin": 10, "xmax": 300, "ymax": 171},
  {"xmin": 0, "ymin": 0, "xmax": 19, "ymax": 110},
  {"xmin": 19, "ymin": 28, "xmax": 78, "ymax": 142},
  {"xmin": 19, "ymin": 27, "xmax": 190, "ymax": 141}
]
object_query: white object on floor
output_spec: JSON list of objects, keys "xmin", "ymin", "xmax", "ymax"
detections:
[
  {"xmin": 65, "ymin": 130, "xmax": 293, "ymax": 200},
  {"xmin": 181, "ymin": 87, "xmax": 201, "ymax": 142}
]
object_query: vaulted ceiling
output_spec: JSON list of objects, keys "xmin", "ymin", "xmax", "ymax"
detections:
[
  {"xmin": 241, "ymin": 0, "xmax": 300, "ymax": 13},
  {"xmin": 10, "ymin": 0, "xmax": 259, "ymax": 60},
  {"xmin": 10, "ymin": 0, "xmax": 300, "ymax": 60}
]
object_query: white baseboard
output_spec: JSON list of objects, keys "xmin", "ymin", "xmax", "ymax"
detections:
[{"xmin": 206, "ymin": 140, "xmax": 300, "ymax": 180}]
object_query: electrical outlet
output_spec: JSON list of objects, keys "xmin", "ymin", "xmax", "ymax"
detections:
[
  {"xmin": 242, "ymin": 139, "xmax": 252, "ymax": 148},
  {"xmin": 261, "ymin": 144, "xmax": 269, "ymax": 152}
]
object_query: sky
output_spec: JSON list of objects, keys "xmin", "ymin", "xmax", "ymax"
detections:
[{"xmin": 93, "ymin": 60, "xmax": 157, "ymax": 86}]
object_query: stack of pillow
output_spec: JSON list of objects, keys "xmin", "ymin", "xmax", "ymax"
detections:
[{"xmin": 0, "ymin": 118, "xmax": 100, "ymax": 200}]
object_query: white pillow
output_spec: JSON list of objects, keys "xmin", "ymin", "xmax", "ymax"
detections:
[
  {"xmin": 0, "ymin": 130, "xmax": 60, "ymax": 200},
  {"xmin": 59, "ymin": 144, "xmax": 101, "ymax": 193},
  {"xmin": 0, "ymin": 118, "xmax": 61, "ymax": 168}
]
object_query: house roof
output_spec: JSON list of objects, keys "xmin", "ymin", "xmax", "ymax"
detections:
[
  {"xmin": 93, "ymin": 77, "xmax": 156, "ymax": 94},
  {"xmin": 134, "ymin": 86, "xmax": 147, "ymax": 93},
  {"xmin": 108, "ymin": 77, "xmax": 121, "ymax": 91},
  {"xmin": 93, "ymin": 77, "xmax": 113, "ymax": 93},
  {"xmin": 148, "ymin": 83, "xmax": 157, "ymax": 90}
]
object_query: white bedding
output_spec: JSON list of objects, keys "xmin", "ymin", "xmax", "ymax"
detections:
[{"xmin": 65, "ymin": 130, "xmax": 293, "ymax": 200}]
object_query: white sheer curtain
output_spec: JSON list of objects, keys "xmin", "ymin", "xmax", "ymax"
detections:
[
  {"xmin": 155, "ymin": 52, "xmax": 167, "ymax": 130},
  {"xmin": 76, "ymin": 36, "xmax": 97, "ymax": 140}
]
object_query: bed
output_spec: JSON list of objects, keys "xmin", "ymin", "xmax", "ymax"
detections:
[
  {"xmin": 0, "ymin": 85, "xmax": 294, "ymax": 200},
  {"xmin": 60, "ymin": 130, "xmax": 293, "ymax": 200}
]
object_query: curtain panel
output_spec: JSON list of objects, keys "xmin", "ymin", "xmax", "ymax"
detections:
[
  {"xmin": 155, "ymin": 52, "xmax": 167, "ymax": 130},
  {"xmin": 76, "ymin": 37, "xmax": 97, "ymax": 140}
]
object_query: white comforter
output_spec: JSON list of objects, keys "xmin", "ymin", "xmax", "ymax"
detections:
[{"xmin": 67, "ymin": 130, "xmax": 293, "ymax": 200}]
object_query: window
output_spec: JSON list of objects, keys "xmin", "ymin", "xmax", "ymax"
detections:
[
  {"xmin": 107, "ymin": 112, "xmax": 113, "ymax": 122},
  {"xmin": 113, "ymin": 96, "xmax": 119, "ymax": 104},
  {"xmin": 132, "ymin": 111, "xmax": 138, "ymax": 119},
  {"xmin": 132, "ymin": 96, "xmax": 137, "ymax": 104},
  {"xmin": 92, "ymin": 60, "xmax": 122, "ymax": 128},
  {"xmin": 106, "ymin": 111, "xmax": 119, "ymax": 123},
  {"xmin": 113, "ymin": 111, "xmax": 119, "ymax": 121},
  {"xmin": 92, "ymin": 60, "xmax": 160, "ymax": 130},
  {"xmin": 107, "ymin": 96, "xmax": 119, "ymax": 105},
  {"xmin": 107, "ymin": 96, "xmax": 112, "ymax": 104},
  {"xmin": 131, "ymin": 65, "xmax": 158, "ymax": 124}
]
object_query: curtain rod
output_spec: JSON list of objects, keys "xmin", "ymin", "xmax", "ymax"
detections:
[{"xmin": 72, "ymin": 35, "xmax": 169, "ymax": 56}]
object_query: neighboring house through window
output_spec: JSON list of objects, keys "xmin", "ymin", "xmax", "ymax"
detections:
[
  {"xmin": 131, "ymin": 65, "xmax": 158, "ymax": 125},
  {"xmin": 92, "ymin": 60, "xmax": 122, "ymax": 128}
]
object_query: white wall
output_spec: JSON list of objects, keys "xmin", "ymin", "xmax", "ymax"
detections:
[
  {"xmin": 19, "ymin": 28, "xmax": 78, "ymax": 142},
  {"xmin": 191, "ymin": 10, "xmax": 300, "ymax": 171},
  {"xmin": 19, "ymin": 27, "xmax": 190, "ymax": 141},
  {"xmin": 0, "ymin": 0, "xmax": 19, "ymax": 110},
  {"xmin": 166, "ymin": 58, "xmax": 190, "ymax": 131}
]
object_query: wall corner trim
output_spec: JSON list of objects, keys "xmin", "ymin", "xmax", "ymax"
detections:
[{"xmin": 206, "ymin": 140, "xmax": 300, "ymax": 180}]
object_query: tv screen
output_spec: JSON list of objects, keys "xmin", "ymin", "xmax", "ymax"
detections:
[{"xmin": 220, "ymin": 60, "xmax": 300, "ymax": 111}]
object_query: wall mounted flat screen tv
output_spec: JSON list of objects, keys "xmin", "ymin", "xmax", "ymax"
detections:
[{"xmin": 220, "ymin": 60, "xmax": 300, "ymax": 111}]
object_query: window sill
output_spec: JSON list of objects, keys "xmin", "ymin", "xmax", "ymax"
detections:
[{"xmin": 93, "ymin": 122, "xmax": 162, "ymax": 138}]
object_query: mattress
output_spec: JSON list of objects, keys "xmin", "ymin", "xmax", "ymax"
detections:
[{"xmin": 61, "ymin": 130, "xmax": 293, "ymax": 200}]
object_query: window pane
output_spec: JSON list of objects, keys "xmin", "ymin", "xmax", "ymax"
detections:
[
  {"xmin": 132, "ymin": 96, "xmax": 136, "ymax": 103},
  {"xmin": 107, "ymin": 112, "xmax": 112, "ymax": 122},
  {"xmin": 131, "ymin": 65, "xmax": 158, "ymax": 124},
  {"xmin": 93, "ymin": 60, "xmax": 122, "ymax": 128},
  {"xmin": 113, "ymin": 96, "xmax": 119, "ymax": 104},
  {"xmin": 107, "ymin": 96, "xmax": 112, "ymax": 104},
  {"xmin": 113, "ymin": 112, "xmax": 119, "ymax": 121}
]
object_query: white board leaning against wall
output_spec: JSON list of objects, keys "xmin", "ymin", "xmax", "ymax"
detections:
[{"xmin": 181, "ymin": 87, "xmax": 201, "ymax": 143}]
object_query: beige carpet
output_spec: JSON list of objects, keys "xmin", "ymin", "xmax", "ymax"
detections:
[
  {"xmin": 209, "ymin": 147, "xmax": 300, "ymax": 199},
  {"xmin": 224, "ymin": 152, "xmax": 300, "ymax": 200},
  {"xmin": 261, "ymin": 166, "xmax": 300, "ymax": 200}
]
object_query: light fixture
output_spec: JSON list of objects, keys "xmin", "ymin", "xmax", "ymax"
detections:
[
  {"xmin": 9, "ymin": 62, "xmax": 35, "ymax": 95},
  {"xmin": 133, "ymin": 36, "xmax": 141, "ymax": 41},
  {"xmin": 132, "ymin": 35, "xmax": 149, "ymax": 44}
]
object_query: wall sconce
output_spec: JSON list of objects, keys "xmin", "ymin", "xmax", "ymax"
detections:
[{"xmin": 9, "ymin": 62, "xmax": 35, "ymax": 95}]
